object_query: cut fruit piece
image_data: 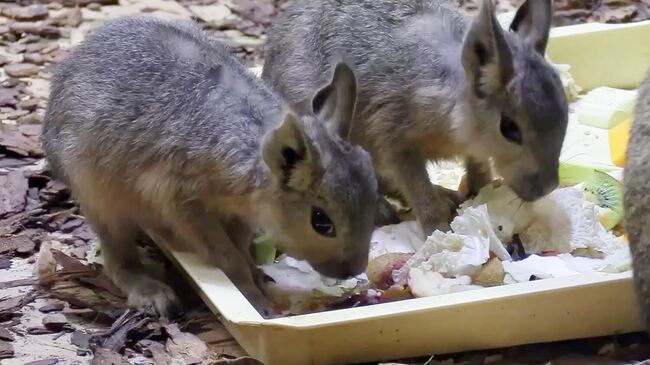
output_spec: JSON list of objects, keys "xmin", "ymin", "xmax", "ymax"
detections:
[
  {"xmin": 458, "ymin": 174, "xmax": 468, "ymax": 194},
  {"xmin": 558, "ymin": 162, "xmax": 616, "ymax": 187},
  {"xmin": 366, "ymin": 253, "xmax": 413, "ymax": 290},
  {"xmin": 609, "ymin": 117, "xmax": 631, "ymax": 167},
  {"xmin": 576, "ymin": 87, "xmax": 637, "ymax": 129},
  {"xmin": 253, "ymin": 235, "xmax": 277, "ymax": 265},
  {"xmin": 583, "ymin": 170, "xmax": 624, "ymax": 230},
  {"xmin": 472, "ymin": 257, "xmax": 505, "ymax": 286}
]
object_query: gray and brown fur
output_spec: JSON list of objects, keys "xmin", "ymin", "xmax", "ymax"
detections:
[
  {"xmin": 624, "ymin": 68, "xmax": 650, "ymax": 330},
  {"xmin": 262, "ymin": 0, "xmax": 568, "ymax": 235},
  {"xmin": 42, "ymin": 16, "xmax": 377, "ymax": 317}
]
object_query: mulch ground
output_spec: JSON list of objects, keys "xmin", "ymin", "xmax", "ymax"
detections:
[{"xmin": 1, "ymin": 0, "xmax": 649, "ymax": 364}]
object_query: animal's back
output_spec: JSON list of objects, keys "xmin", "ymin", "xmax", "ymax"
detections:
[
  {"xmin": 44, "ymin": 16, "xmax": 277, "ymax": 189},
  {"xmin": 263, "ymin": 0, "xmax": 466, "ymax": 112},
  {"xmin": 624, "ymin": 69, "xmax": 650, "ymax": 330}
]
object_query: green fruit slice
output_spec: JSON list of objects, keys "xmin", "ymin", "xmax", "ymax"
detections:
[
  {"xmin": 253, "ymin": 235, "xmax": 277, "ymax": 265},
  {"xmin": 582, "ymin": 170, "xmax": 623, "ymax": 230},
  {"xmin": 559, "ymin": 162, "xmax": 616, "ymax": 187}
]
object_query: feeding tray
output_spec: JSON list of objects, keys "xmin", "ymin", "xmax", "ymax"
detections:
[{"xmin": 153, "ymin": 20, "xmax": 650, "ymax": 365}]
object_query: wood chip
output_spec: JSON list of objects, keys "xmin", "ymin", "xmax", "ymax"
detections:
[
  {"xmin": 41, "ymin": 43, "xmax": 59, "ymax": 55},
  {"xmin": 4, "ymin": 63, "xmax": 41, "ymax": 78},
  {"xmin": 195, "ymin": 322, "xmax": 233, "ymax": 344},
  {"xmin": 9, "ymin": 23, "xmax": 60, "ymax": 37},
  {"xmin": 24, "ymin": 359, "xmax": 59, "ymax": 365},
  {"xmin": 0, "ymin": 340, "xmax": 13, "ymax": 359},
  {"xmin": 17, "ymin": 98, "xmax": 40, "ymax": 111},
  {"xmin": 43, "ymin": 313, "xmax": 68, "ymax": 331},
  {"xmin": 63, "ymin": 0, "xmax": 118, "ymax": 6},
  {"xmin": 0, "ymin": 257, "xmax": 10, "ymax": 269},
  {"xmin": 602, "ymin": 4, "xmax": 638, "ymax": 23},
  {"xmin": 91, "ymin": 348, "xmax": 129, "ymax": 365},
  {"xmin": 164, "ymin": 324, "xmax": 208, "ymax": 363},
  {"xmin": 0, "ymin": 296, "xmax": 23, "ymax": 313},
  {"xmin": 23, "ymin": 53, "xmax": 45, "ymax": 65},
  {"xmin": 27, "ymin": 327, "xmax": 57, "ymax": 335},
  {"xmin": 50, "ymin": 284, "xmax": 125, "ymax": 320},
  {"xmin": 0, "ymin": 277, "xmax": 36, "ymax": 290},
  {"xmin": 0, "ymin": 170, "xmax": 28, "ymax": 219},
  {"xmin": 70, "ymin": 247, "xmax": 87, "ymax": 260},
  {"xmin": 0, "ymin": 233, "xmax": 36, "ymax": 257},
  {"xmin": 139, "ymin": 339, "xmax": 171, "ymax": 364},
  {"xmin": 2, "ymin": 5, "xmax": 49, "ymax": 21},
  {"xmin": 0, "ymin": 109, "xmax": 30, "ymax": 120},
  {"xmin": 61, "ymin": 218, "xmax": 84, "ymax": 233},
  {"xmin": 189, "ymin": 5, "xmax": 236, "ymax": 28},
  {"xmin": 52, "ymin": 8, "xmax": 82, "ymax": 27},
  {"xmin": 72, "ymin": 225, "xmax": 95, "ymax": 241},
  {"xmin": 101, "ymin": 310, "xmax": 151, "ymax": 351},
  {"xmin": 211, "ymin": 357, "xmax": 264, "ymax": 365},
  {"xmin": 17, "ymin": 112, "xmax": 44, "ymax": 125},
  {"xmin": 87, "ymin": 3, "xmax": 102, "ymax": 11},
  {"xmin": 25, "ymin": 43, "xmax": 47, "ymax": 53},
  {"xmin": 39, "ymin": 181, "xmax": 69, "ymax": 203},
  {"xmin": 52, "ymin": 249, "xmax": 87, "ymax": 271},
  {"xmin": 36, "ymin": 242, "xmax": 57, "ymax": 284},
  {"xmin": 0, "ymin": 88, "xmax": 18, "ymax": 107},
  {"xmin": 80, "ymin": 275, "xmax": 124, "ymax": 298},
  {"xmin": 39, "ymin": 302, "xmax": 65, "ymax": 313},
  {"xmin": 71, "ymin": 330, "xmax": 91, "ymax": 349},
  {"xmin": 0, "ymin": 123, "xmax": 44, "ymax": 157},
  {"xmin": 0, "ymin": 325, "xmax": 14, "ymax": 342}
]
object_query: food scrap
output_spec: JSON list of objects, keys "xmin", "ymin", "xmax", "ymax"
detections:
[{"xmin": 259, "ymin": 169, "xmax": 630, "ymax": 315}]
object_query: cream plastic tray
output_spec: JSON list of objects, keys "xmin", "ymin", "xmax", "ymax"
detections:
[{"xmin": 155, "ymin": 21, "xmax": 650, "ymax": 365}]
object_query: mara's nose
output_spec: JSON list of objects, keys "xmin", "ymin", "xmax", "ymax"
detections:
[
  {"xmin": 521, "ymin": 172, "xmax": 558, "ymax": 202},
  {"xmin": 345, "ymin": 253, "xmax": 369, "ymax": 277}
]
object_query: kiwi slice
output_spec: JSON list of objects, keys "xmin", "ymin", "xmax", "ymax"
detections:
[
  {"xmin": 559, "ymin": 162, "xmax": 616, "ymax": 187},
  {"xmin": 582, "ymin": 170, "xmax": 623, "ymax": 230},
  {"xmin": 253, "ymin": 235, "xmax": 278, "ymax": 265}
]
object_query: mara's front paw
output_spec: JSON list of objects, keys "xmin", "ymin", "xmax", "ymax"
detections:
[
  {"xmin": 417, "ymin": 186, "xmax": 466, "ymax": 235},
  {"xmin": 126, "ymin": 276, "xmax": 181, "ymax": 318}
]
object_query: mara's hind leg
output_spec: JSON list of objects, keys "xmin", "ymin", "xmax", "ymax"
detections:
[{"xmin": 85, "ymin": 208, "xmax": 180, "ymax": 317}]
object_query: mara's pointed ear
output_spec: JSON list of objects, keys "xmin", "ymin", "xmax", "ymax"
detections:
[
  {"xmin": 262, "ymin": 113, "xmax": 322, "ymax": 191},
  {"xmin": 509, "ymin": 0, "xmax": 552, "ymax": 54},
  {"xmin": 311, "ymin": 61, "xmax": 358, "ymax": 140},
  {"xmin": 461, "ymin": 0, "xmax": 513, "ymax": 98}
]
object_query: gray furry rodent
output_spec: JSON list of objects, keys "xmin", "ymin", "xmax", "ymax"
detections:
[
  {"xmin": 624, "ymin": 68, "xmax": 650, "ymax": 331},
  {"xmin": 262, "ymin": 0, "xmax": 568, "ymax": 235},
  {"xmin": 42, "ymin": 16, "xmax": 377, "ymax": 317}
]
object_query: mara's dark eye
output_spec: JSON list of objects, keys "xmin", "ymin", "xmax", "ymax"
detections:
[
  {"xmin": 311, "ymin": 207, "xmax": 336, "ymax": 238},
  {"xmin": 500, "ymin": 114, "xmax": 522, "ymax": 145}
]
